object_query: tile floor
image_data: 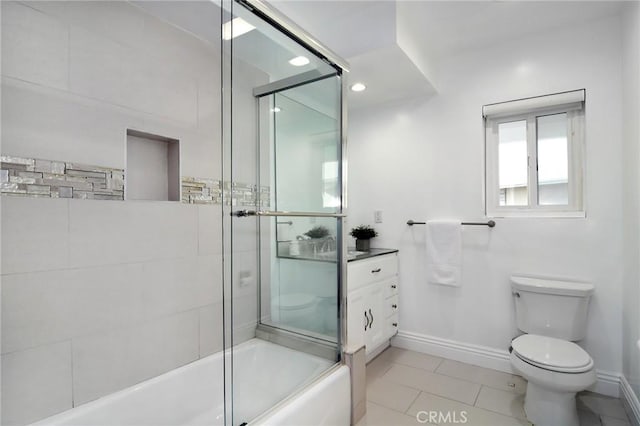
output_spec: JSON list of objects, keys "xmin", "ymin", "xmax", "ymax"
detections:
[{"xmin": 356, "ymin": 346, "xmax": 632, "ymax": 426}]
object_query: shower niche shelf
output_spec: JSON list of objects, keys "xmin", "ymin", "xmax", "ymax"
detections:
[{"xmin": 126, "ymin": 129, "xmax": 180, "ymax": 201}]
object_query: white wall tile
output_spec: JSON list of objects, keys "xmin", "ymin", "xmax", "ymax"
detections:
[
  {"xmin": 1, "ymin": 197, "xmax": 69, "ymax": 274},
  {"xmin": 1, "ymin": 77, "xmax": 131, "ymax": 169},
  {"xmin": 69, "ymin": 26, "xmax": 198, "ymax": 126},
  {"xmin": 72, "ymin": 309, "xmax": 199, "ymax": 405},
  {"xmin": 199, "ymin": 303, "xmax": 223, "ymax": 357},
  {"xmin": 197, "ymin": 86, "xmax": 221, "ymax": 138},
  {"xmin": 1, "ymin": 2, "xmax": 69, "ymax": 90},
  {"xmin": 24, "ymin": 1, "xmax": 147, "ymax": 50},
  {"xmin": 2, "ymin": 255, "xmax": 221, "ymax": 354},
  {"xmin": 198, "ymin": 205, "xmax": 222, "ymax": 255},
  {"xmin": 1, "ymin": 341, "xmax": 72, "ymax": 426},
  {"xmin": 231, "ymin": 250, "xmax": 258, "ymax": 344},
  {"xmin": 68, "ymin": 200, "xmax": 198, "ymax": 268}
]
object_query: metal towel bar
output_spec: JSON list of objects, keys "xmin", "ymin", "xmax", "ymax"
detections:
[{"xmin": 407, "ymin": 219, "xmax": 496, "ymax": 228}]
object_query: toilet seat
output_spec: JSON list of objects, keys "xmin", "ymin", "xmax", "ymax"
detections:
[{"xmin": 512, "ymin": 334, "xmax": 593, "ymax": 373}]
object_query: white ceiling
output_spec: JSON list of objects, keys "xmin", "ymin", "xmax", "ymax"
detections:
[
  {"xmin": 270, "ymin": 0, "xmax": 625, "ymax": 108},
  {"xmin": 135, "ymin": 1, "xmax": 626, "ymax": 109},
  {"xmin": 396, "ymin": 1, "xmax": 625, "ymax": 61},
  {"xmin": 271, "ymin": 1, "xmax": 624, "ymax": 61}
]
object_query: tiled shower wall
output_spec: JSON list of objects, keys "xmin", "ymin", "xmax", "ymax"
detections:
[{"xmin": 1, "ymin": 2, "xmax": 268, "ymax": 425}]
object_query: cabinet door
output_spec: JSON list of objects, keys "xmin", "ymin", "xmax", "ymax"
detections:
[
  {"xmin": 346, "ymin": 287, "xmax": 367, "ymax": 351},
  {"xmin": 364, "ymin": 283, "xmax": 386, "ymax": 353}
]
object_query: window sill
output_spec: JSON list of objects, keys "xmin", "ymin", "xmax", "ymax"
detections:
[{"xmin": 486, "ymin": 210, "xmax": 586, "ymax": 219}]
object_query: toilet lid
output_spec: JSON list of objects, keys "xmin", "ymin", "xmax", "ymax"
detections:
[
  {"xmin": 512, "ymin": 334, "xmax": 593, "ymax": 373},
  {"xmin": 279, "ymin": 294, "xmax": 316, "ymax": 310}
]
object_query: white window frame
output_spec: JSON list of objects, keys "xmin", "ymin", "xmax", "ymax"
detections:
[{"xmin": 484, "ymin": 91, "xmax": 585, "ymax": 218}]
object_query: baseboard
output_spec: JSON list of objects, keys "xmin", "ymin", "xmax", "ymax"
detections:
[
  {"xmin": 392, "ymin": 331, "xmax": 513, "ymax": 373},
  {"xmin": 391, "ymin": 330, "xmax": 620, "ymax": 398},
  {"xmin": 620, "ymin": 375, "xmax": 640, "ymax": 426}
]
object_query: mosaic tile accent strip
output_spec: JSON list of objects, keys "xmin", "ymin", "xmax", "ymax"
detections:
[
  {"xmin": 1, "ymin": 155, "xmax": 270, "ymax": 206},
  {"xmin": 1, "ymin": 156, "xmax": 124, "ymax": 200},
  {"xmin": 181, "ymin": 177, "xmax": 222, "ymax": 204},
  {"xmin": 181, "ymin": 177, "xmax": 270, "ymax": 207}
]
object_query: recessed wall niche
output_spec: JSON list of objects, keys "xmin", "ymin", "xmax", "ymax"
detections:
[{"xmin": 126, "ymin": 129, "xmax": 180, "ymax": 201}]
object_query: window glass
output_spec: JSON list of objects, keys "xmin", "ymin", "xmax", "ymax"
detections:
[
  {"xmin": 537, "ymin": 113, "xmax": 569, "ymax": 205},
  {"xmin": 498, "ymin": 120, "xmax": 528, "ymax": 206}
]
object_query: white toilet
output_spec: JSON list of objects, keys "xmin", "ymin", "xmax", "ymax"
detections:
[{"xmin": 509, "ymin": 275, "xmax": 596, "ymax": 426}]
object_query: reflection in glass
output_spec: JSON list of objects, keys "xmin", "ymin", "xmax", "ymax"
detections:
[
  {"xmin": 537, "ymin": 113, "xmax": 569, "ymax": 205},
  {"xmin": 257, "ymin": 76, "xmax": 341, "ymax": 342},
  {"xmin": 498, "ymin": 120, "xmax": 528, "ymax": 206}
]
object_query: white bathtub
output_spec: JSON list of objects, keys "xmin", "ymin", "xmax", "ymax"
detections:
[{"xmin": 31, "ymin": 339, "xmax": 350, "ymax": 426}]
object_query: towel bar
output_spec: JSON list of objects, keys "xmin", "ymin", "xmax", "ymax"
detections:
[{"xmin": 407, "ymin": 219, "xmax": 496, "ymax": 228}]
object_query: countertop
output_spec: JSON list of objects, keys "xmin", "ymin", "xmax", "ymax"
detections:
[
  {"xmin": 347, "ymin": 247, "xmax": 398, "ymax": 262},
  {"xmin": 277, "ymin": 247, "xmax": 398, "ymax": 263}
]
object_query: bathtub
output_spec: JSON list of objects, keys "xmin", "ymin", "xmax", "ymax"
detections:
[{"xmin": 31, "ymin": 339, "xmax": 350, "ymax": 426}]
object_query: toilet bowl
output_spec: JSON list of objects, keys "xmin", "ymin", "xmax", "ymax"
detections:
[
  {"xmin": 509, "ymin": 275, "xmax": 596, "ymax": 426},
  {"xmin": 510, "ymin": 334, "xmax": 596, "ymax": 426},
  {"xmin": 278, "ymin": 293, "xmax": 318, "ymax": 331}
]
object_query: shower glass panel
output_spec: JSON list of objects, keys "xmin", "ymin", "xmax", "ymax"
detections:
[
  {"xmin": 222, "ymin": 1, "xmax": 345, "ymax": 424},
  {"xmin": 259, "ymin": 77, "xmax": 341, "ymax": 340},
  {"xmin": 1, "ymin": 2, "xmax": 224, "ymax": 425}
]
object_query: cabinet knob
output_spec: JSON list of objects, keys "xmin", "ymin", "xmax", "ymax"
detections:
[
  {"xmin": 371, "ymin": 268, "xmax": 381, "ymax": 273},
  {"xmin": 391, "ymin": 284, "xmax": 397, "ymax": 289},
  {"xmin": 392, "ymin": 322, "xmax": 398, "ymax": 327},
  {"xmin": 392, "ymin": 304, "xmax": 397, "ymax": 309}
]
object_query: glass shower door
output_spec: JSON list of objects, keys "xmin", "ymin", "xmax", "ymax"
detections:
[
  {"xmin": 221, "ymin": 1, "xmax": 346, "ymax": 424},
  {"xmin": 257, "ymin": 76, "xmax": 343, "ymax": 343}
]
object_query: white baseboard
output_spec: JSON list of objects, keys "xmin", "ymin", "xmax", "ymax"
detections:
[
  {"xmin": 392, "ymin": 330, "xmax": 513, "ymax": 373},
  {"xmin": 621, "ymin": 375, "xmax": 640, "ymax": 426},
  {"xmin": 391, "ymin": 330, "xmax": 620, "ymax": 398}
]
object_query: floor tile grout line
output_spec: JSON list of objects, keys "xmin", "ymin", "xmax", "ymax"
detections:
[
  {"xmin": 387, "ymin": 359, "xmax": 492, "ymax": 395},
  {"xmin": 471, "ymin": 385, "xmax": 530, "ymax": 423},
  {"xmin": 366, "ymin": 400, "xmax": 420, "ymax": 420},
  {"xmin": 473, "ymin": 384, "xmax": 483, "ymax": 406},
  {"xmin": 404, "ymin": 390, "xmax": 424, "ymax": 415},
  {"xmin": 427, "ymin": 364, "xmax": 527, "ymax": 395}
]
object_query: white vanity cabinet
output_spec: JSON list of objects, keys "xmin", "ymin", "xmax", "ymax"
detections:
[{"xmin": 346, "ymin": 250, "xmax": 399, "ymax": 360}]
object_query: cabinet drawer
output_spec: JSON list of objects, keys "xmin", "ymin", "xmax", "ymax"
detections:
[
  {"xmin": 386, "ymin": 314, "xmax": 399, "ymax": 339},
  {"xmin": 347, "ymin": 253, "xmax": 398, "ymax": 291},
  {"xmin": 383, "ymin": 278, "xmax": 399, "ymax": 299},
  {"xmin": 384, "ymin": 295, "xmax": 399, "ymax": 318}
]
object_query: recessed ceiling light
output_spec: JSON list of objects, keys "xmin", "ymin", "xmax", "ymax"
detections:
[
  {"xmin": 222, "ymin": 17, "xmax": 255, "ymax": 41},
  {"xmin": 289, "ymin": 56, "xmax": 310, "ymax": 67},
  {"xmin": 271, "ymin": 107, "xmax": 281, "ymax": 113},
  {"xmin": 350, "ymin": 83, "xmax": 366, "ymax": 92}
]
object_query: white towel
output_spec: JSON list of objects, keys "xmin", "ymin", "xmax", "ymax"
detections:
[{"xmin": 426, "ymin": 220, "xmax": 462, "ymax": 286}]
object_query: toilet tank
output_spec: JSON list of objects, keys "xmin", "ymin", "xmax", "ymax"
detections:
[{"xmin": 511, "ymin": 275, "xmax": 594, "ymax": 341}]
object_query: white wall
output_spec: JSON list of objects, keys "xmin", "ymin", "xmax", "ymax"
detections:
[
  {"xmin": 622, "ymin": 0, "xmax": 640, "ymax": 404},
  {"xmin": 348, "ymin": 15, "xmax": 624, "ymax": 377}
]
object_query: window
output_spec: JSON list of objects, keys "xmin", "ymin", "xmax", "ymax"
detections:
[{"xmin": 484, "ymin": 90, "xmax": 585, "ymax": 217}]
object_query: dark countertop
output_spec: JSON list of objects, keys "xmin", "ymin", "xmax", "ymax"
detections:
[
  {"xmin": 276, "ymin": 247, "xmax": 398, "ymax": 263},
  {"xmin": 347, "ymin": 247, "xmax": 398, "ymax": 262}
]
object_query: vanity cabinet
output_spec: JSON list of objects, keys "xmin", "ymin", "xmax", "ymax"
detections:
[{"xmin": 346, "ymin": 251, "xmax": 399, "ymax": 359}]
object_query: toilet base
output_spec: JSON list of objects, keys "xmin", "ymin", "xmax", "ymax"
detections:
[{"xmin": 524, "ymin": 381, "xmax": 579, "ymax": 426}]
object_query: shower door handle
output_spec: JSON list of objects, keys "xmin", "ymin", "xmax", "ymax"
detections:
[{"xmin": 232, "ymin": 209, "xmax": 346, "ymax": 218}]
